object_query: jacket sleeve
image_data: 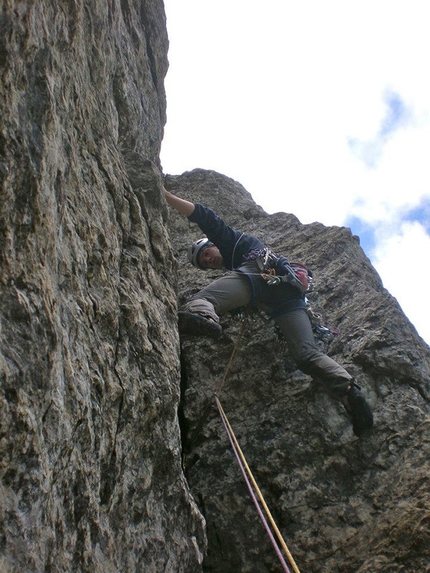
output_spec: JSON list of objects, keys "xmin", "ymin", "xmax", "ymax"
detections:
[
  {"xmin": 188, "ymin": 203, "xmax": 237, "ymax": 246},
  {"xmin": 188, "ymin": 203, "xmax": 267, "ymax": 269}
]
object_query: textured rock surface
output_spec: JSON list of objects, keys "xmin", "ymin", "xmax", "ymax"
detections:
[
  {"xmin": 165, "ymin": 169, "xmax": 430, "ymax": 573},
  {"xmin": 1, "ymin": 1, "xmax": 430, "ymax": 572},
  {"xmin": 0, "ymin": 2, "xmax": 205, "ymax": 572}
]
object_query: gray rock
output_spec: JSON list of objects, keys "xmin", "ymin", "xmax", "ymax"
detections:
[
  {"xmin": 165, "ymin": 169, "xmax": 430, "ymax": 573},
  {"xmin": 0, "ymin": 2, "xmax": 204, "ymax": 572}
]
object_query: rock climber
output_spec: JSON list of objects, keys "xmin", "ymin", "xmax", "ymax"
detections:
[{"xmin": 164, "ymin": 188, "xmax": 374, "ymax": 437}]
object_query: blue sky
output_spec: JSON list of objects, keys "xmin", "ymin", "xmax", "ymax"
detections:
[
  {"xmin": 379, "ymin": 91, "xmax": 409, "ymax": 138},
  {"xmin": 348, "ymin": 90, "xmax": 411, "ymax": 168},
  {"xmin": 402, "ymin": 198, "xmax": 430, "ymax": 232},
  {"xmin": 161, "ymin": 0, "xmax": 430, "ymax": 345},
  {"xmin": 346, "ymin": 197, "xmax": 430, "ymax": 259}
]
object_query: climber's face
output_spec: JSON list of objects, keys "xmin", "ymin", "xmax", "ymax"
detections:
[{"xmin": 198, "ymin": 246, "xmax": 224, "ymax": 269}]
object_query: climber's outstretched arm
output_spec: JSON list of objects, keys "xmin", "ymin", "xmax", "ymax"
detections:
[{"xmin": 164, "ymin": 188, "xmax": 195, "ymax": 217}]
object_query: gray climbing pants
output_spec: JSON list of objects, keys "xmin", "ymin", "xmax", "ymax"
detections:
[{"xmin": 181, "ymin": 265, "xmax": 352, "ymax": 395}]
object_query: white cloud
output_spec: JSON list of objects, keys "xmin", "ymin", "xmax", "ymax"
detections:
[{"xmin": 372, "ymin": 221, "xmax": 430, "ymax": 343}]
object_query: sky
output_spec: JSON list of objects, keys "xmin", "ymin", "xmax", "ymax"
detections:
[{"xmin": 160, "ymin": 0, "xmax": 430, "ymax": 346}]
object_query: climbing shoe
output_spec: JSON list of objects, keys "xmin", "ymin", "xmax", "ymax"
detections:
[
  {"xmin": 178, "ymin": 311, "xmax": 222, "ymax": 339},
  {"xmin": 343, "ymin": 381, "xmax": 374, "ymax": 437}
]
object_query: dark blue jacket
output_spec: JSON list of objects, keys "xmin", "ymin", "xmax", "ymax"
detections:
[
  {"xmin": 188, "ymin": 203, "xmax": 306, "ymax": 316},
  {"xmin": 188, "ymin": 203, "xmax": 264, "ymax": 270}
]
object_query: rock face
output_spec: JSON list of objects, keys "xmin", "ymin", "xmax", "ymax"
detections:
[
  {"xmin": 0, "ymin": 2, "xmax": 205, "ymax": 572},
  {"xmin": 1, "ymin": 2, "xmax": 430, "ymax": 573},
  {"xmin": 165, "ymin": 170, "xmax": 430, "ymax": 573}
]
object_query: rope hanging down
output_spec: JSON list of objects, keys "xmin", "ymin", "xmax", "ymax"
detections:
[
  {"xmin": 215, "ymin": 396, "xmax": 301, "ymax": 573},
  {"xmin": 215, "ymin": 321, "xmax": 302, "ymax": 573},
  {"xmin": 216, "ymin": 320, "xmax": 246, "ymax": 395}
]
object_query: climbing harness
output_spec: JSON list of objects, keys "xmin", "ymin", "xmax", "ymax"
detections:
[
  {"xmin": 237, "ymin": 261, "xmax": 338, "ymax": 340},
  {"xmin": 214, "ymin": 322, "xmax": 302, "ymax": 573},
  {"xmin": 260, "ymin": 259, "xmax": 311, "ymax": 294},
  {"xmin": 244, "ymin": 247, "xmax": 312, "ymax": 294}
]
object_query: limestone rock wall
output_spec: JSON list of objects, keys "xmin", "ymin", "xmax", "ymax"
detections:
[
  {"xmin": 165, "ymin": 169, "xmax": 430, "ymax": 573},
  {"xmin": 0, "ymin": 2, "xmax": 205, "ymax": 572}
]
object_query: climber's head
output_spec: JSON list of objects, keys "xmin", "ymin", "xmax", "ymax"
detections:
[{"xmin": 188, "ymin": 238, "xmax": 224, "ymax": 270}]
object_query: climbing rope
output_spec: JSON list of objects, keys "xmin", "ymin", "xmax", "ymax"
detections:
[
  {"xmin": 181, "ymin": 319, "xmax": 247, "ymax": 469},
  {"xmin": 215, "ymin": 319, "xmax": 246, "ymax": 395},
  {"xmin": 215, "ymin": 396, "xmax": 301, "ymax": 573},
  {"xmin": 215, "ymin": 323, "xmax": 302, "ymax": 573}
]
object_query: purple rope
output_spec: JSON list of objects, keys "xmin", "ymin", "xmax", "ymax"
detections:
[{"xmin": 216, "ymin": 398, "xmax": 291, "ymax": 573}]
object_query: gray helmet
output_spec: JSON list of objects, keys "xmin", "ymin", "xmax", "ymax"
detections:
[{"xmin": 188, "ymin": 237, "xmax": 214, "ymax": 269}]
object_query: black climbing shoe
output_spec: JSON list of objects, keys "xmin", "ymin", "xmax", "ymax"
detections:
[
  {"xmin": 178, "ymin": 311, "xmax": 222, "ymax": 339},
  {"xmin": 343, "ymin": 381, "xmax": 374, "ymax": 437}
]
